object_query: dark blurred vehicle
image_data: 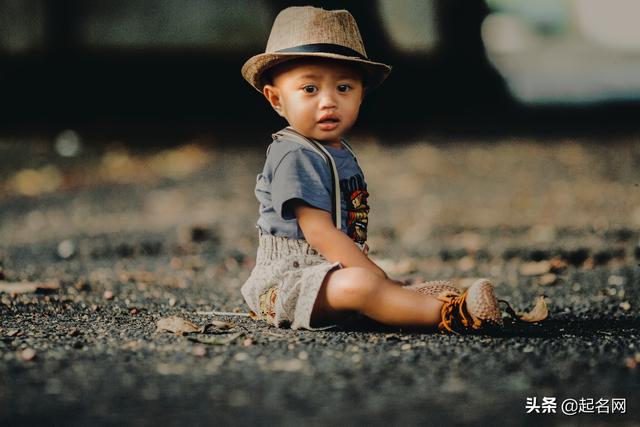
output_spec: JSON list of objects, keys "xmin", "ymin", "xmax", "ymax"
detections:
[{"xmin": 0, "ymin": 0, "xmax": 638, "ymax": 132}]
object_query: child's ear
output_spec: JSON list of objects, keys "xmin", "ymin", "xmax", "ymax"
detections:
[{"xmin": 262, "ymin": 85, "xmax": 285, "ymax": 117}]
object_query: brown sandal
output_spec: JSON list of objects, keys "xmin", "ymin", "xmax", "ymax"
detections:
[
  {"xmin": 436, "ymin": 278, "xmax": 503, "ymax": 333},
  {"xmin": 405, "ymin": 280, "xmax": 462, "ymax": 297}
]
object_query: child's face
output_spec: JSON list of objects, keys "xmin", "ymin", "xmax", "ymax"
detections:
[{"xmin": 262, "ymin": 59, "xmax": 364, "ymax": 147}]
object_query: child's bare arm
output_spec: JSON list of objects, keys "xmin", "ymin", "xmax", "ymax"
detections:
[{"xmin": 291, "ymin": 200, "xmax": 389, "ymax": 279}]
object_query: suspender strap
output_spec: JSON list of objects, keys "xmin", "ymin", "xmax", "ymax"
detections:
[
  {"xmin": 273, "ymin": 127, "xmax": 357, "ymax": 229},
  {"xmin": 340, "ymin": 140, "xmax": 358, "ymax": 163}
]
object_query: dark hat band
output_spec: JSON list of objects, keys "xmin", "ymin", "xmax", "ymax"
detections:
[{"xmin": 275, "ymin": 43, "xmax": 367, "ymax": 60}]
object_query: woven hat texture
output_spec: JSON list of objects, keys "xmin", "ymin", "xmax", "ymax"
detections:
[{"xmin": 241, "ymin": 6, "xmax": 391, "ymax": 92}]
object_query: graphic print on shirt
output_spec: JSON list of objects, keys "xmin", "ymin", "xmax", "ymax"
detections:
[{"xmin": 340, "ymin": 174, "xmax": 369, "ymax": 244}]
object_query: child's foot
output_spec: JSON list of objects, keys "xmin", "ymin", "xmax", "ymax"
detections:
[
  {"xmin": 405, "ymin": 280, "xmax": 461, "ymax": 297},
  {"xmin": 436, "ymin": 278, "xmax": 503, "ymax": 333}
]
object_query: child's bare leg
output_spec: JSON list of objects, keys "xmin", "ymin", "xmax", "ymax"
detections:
[{"xmin": 312, "ymin": 267, "xmax": 444, "ymax": 327}]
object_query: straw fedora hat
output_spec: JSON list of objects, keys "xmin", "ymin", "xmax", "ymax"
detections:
[{"xmin": 241, "ymin": 6, "xmax": 392, "ymax": 92}]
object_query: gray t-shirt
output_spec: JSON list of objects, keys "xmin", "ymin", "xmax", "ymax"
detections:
[{"xmin": 255, "ymin": 132, "xmax": 370, "ymax": 244}]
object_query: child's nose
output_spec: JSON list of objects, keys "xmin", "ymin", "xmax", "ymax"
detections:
[{"xmin": 318, "ymin": 91, "xmax": 337, "ymax": 109}]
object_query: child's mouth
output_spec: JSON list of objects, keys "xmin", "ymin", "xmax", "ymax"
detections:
[
  {"xmin": 318, "ymin": 120, "xmax": 339, "ymax": 130},
  {"xmin": 318, "ymin": 116, "xmax": 340, "ymax": 130}
]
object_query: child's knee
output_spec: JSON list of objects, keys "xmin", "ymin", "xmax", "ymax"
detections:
[{"xmin": 325, "ymin": 267, "xmax": 383, "ymax": 309}]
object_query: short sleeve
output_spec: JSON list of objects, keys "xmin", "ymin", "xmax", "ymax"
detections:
[{"xmin": 271, "ymin": 148, "xmax": 332, "ymax": 220}]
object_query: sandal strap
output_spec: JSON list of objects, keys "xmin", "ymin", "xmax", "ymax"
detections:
[{"xmin": 436, "ymin": 291, "xmax": 482, "ymax": 334}]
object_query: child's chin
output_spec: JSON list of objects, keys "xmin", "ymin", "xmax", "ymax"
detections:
[{"xmin": 314, "ymin": 133, "xmax": 342, "ymax": 144}]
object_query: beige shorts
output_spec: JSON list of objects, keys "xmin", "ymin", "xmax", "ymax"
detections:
[{"xmin": 240, "ymin": 231, "xmax": 341, "ymax": 330}]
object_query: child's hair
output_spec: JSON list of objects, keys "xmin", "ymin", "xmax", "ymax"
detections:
[{"xmin": 260, "ymin": 57, "xmax": 370, "ymax": 92}]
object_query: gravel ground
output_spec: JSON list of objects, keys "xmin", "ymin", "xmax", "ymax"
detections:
[{"xmin": 1, "ymin": 132, "xmax": 639, "ymax": 426}]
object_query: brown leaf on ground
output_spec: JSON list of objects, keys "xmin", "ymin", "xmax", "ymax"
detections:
[
  {"xmin": 156, "ymin": 316, "xmax": 203, "ymax": 336},
  {"xmin": 0, "ymin": 281, "xmax": 59, "ymax": 295},
  {"xmin": 520, "ymin": 261, "xmax": 551, "ymax": 276},
  {"xmin": 203, "ymin": 320, "xmax": 236, "ymax": 333},
  {"xmin": 549, "ymin": 257, "xmax": 568, "ymax": 273},
  {"xmin": 538, "ymin": 273, "xmax": 557, "ymax": 286},
  {"xmin": 517, "ymin": 296, "xmax": 549, "ymax": 323}
]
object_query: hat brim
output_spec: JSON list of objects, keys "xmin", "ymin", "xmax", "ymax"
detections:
[{"xmin": 241, "ymin": 51, "xmax": 392, "ymax": 93}]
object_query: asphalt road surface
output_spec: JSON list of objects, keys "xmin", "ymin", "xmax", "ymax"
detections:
[{"xmin": 1, "ymin": 132, "xmax": 639, "ymax": 426}]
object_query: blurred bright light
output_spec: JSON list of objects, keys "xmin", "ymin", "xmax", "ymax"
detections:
[
  {"xmin": 57, "ymin": 239, "xmax": 76, "ymax": 259},
  {"xmin": 55, "ymin": 129, "xmax": 82, "ymax": 157},
  {"xmin": 573, "ymin": 0, "xmax": 640, "ymax": 51},
  {"xmin": 482, "ymin": 0, "xmax": 640, "ymax": 105},
  {"xmin": 481, "ymin": 13, "xmax": 536, "ymax": 55},
  {"xmin": 378, "ymin": 0, "xmax": 439, "ymax": 54}
]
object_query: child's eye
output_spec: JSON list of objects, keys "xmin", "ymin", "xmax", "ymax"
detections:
[
  {"xmin": 337, "ymin": 84, "xmax": 352, "ymax": 92},
  {"xmin": 302, "ymin": 85, "xmax": 317, "ymax": 94}
]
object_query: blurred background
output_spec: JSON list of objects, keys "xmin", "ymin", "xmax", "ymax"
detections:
[
  {"xmin": 1, "ymin": 4, "xmax": 639, "ymax": 423},
  {"xmin": 1, "ymin": 0, "xmax": 640, "ymax": 136},
  {"xmin": 0, "ymin": 0, "xmax": 639, "ymax": 228},
  {"xmin": 0, "ymin": 0, "xmax": 640, "ymax": 426}
]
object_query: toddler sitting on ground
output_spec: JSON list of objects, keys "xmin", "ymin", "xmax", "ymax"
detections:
[{"xmin": 240, "ymin": 6, "xmax": 504, "ymax": 332}]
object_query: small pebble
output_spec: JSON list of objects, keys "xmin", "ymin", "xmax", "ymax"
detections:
[
  {"xmin": 608, "ymin": 275, "xmax": 625, "ymax": 286},
  {"xmin": 56, "ymin": 240, "xmax": 75, "ymax": 259},
  {"xmin": 20, "ymin": 348, "xmax": 36, "ymax": 361},
  {"xmin": 192, "ymin": 345, "xmax": 207, "ymax": 357},
  {"xmin": 103, "ymin": 290, "xmax": 114, "ymax": 300},
  {"xmin": 234, "ymin": 352, "xmax": 249, "ymax": 362}
]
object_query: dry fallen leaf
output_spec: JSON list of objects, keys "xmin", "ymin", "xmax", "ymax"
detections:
[
  {"xmin": 156, "ymin": 316, "xmax": 202, "ymax": 336},
  {"xmin": 538, "ymin": 273, "xmax": 557, "ymax": 286},
  {"xmin": 517, "ymin": 296, "xmax": 549, "ymax": 323},
  {"xmin": 203, "ymin": 320, "xmax": 236, "ymax": 333},
  {"xmin": 0, "ymin": 281, "xmax": 59, "ymax": 295},
  {"xmin": 549, "ymin": 257, "xmax": 568, "ymax": 273},
  {"xmin": 520, "ymin": 261, "xmax": 551, "ymax": 276}
]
